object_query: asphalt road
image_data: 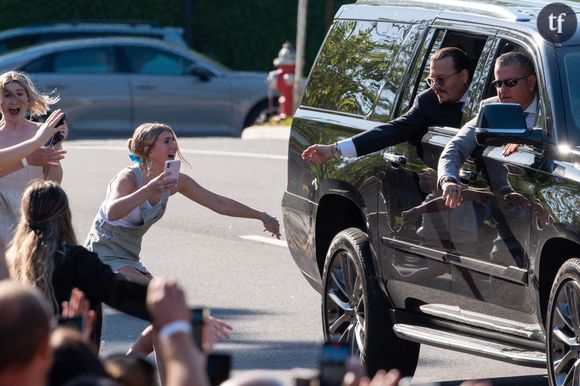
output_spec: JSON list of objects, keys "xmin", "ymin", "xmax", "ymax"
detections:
[{"xmin": 60, "ymin": 133, "xmax": 548, "ymax": 385}]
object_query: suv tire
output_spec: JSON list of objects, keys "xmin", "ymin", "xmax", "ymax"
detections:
[
  {"xmin": 322, "ymin": 227, "xmax": 420, "ymax": 376},
  {"xmin": 547, "ymin": 258, "xmax": 580, "ymax": 386}
]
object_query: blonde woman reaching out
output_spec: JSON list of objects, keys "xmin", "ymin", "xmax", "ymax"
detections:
[{"xmin": 84, "ymin": 122, "xmax": 280, "ymax": 356}]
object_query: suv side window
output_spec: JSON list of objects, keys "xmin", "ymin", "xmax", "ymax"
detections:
[
  {"xmin": 23, "ymin": 46, "xmax": 116, "ymax": 74},
  {"xmin": 302, "ymin": 19, "xmax": 414, "ymax": 116},
  {"xmin": 370, "ymin": 24, "xmax": 427, "ymax": 121}
]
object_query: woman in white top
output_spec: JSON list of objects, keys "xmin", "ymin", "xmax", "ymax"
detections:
[{"xmin": 0, "ymin": 71, "xmax": 67, "ymax": 243}]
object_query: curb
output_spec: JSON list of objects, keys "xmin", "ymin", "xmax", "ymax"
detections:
[{"xmin": 242, "ymin": 125, "xmax": 290, "ymax": 140}]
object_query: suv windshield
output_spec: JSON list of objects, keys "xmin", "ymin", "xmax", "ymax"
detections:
[{"xmin": 559, "ymin": 46, "xmax": 580, "ymax": 143}]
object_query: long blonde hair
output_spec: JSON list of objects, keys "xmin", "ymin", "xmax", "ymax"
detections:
[
  {"xmin": 0, "ymin": 70, "xmax": 60, "ymax": 117},
  {"xmin": 127, "ymin": 122, "xmax": 189, "ymax": 172},
  {"xmin": 8, "ymin": 180, "xmax": 77, "ymax": 309}
]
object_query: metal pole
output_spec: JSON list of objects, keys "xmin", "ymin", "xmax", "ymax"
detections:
[
  {"xmin": 181, "ymin": 0, "xmax": 194, "ymax": 47},
  {"xmin": 293, "ymin": 0, "xmax": 308, "ymax": 114}
]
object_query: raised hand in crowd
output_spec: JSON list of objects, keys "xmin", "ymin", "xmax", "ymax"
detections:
[
  {"xmin": 147, "ymin": 278, "xmax": 209, "ymax": 386},
  {"xmin": 61, "ymin": 288, "xmax": 97, "ymax": 344},
  {"xmin": 206, "ymin": 316, "xmax": 233, "ymax": 349}
]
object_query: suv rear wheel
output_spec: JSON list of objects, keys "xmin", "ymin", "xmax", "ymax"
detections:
[
  {"xmin": 322, "ymin": 227, "xmax": 420, "ymax": 376},
  {"xmin": 547, "ymin": 258, "xmax": 580, "ymax": 386}
]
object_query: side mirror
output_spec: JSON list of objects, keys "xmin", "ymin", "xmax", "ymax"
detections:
[
  {"xmin": 189, "ymin": 65, "xmax": 212, "ymax": 81},
  {"xmin": 474, "ymin": 103, "xmax": 542, "ymax": 147}
]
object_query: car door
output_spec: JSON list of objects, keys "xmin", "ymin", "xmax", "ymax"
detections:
[
  {"xmin": 120, "ymin": 44, "xmax": 235, "ymax": 136},
  {"xmin": 445, "ymin": 37, "xmax": 543, "ymax": 330},
  {"xmin": 379, "ymin": 27, "xmax": 497, "ymax": 314},
  {"xmin": 23, "ymin": 45, "xmax": 132, "ymax": 135}
]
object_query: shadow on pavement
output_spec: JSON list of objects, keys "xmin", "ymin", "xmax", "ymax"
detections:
[{"xmin": 440, "ymin": 374, "xmax": 547, "ymax": 385}]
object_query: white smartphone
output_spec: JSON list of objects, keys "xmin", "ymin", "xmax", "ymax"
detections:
[{"xmin": 164, "ymin": 159, "xmax": 181, "ymax": 182}]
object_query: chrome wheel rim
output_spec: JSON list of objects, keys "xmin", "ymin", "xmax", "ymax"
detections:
[
  {"xmin": 324, "ymin": 249, "xmax": 364, "ymax": 356},
  {"xmin": 550, "ymin": 279, "xmax": 580, "ymax": 386}
]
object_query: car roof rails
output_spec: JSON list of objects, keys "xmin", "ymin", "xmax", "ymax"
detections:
[{"xmin": 355, "ymin": 0, "xmax": 580, "ymax": 23}]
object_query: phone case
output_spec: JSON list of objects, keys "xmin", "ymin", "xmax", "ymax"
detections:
[{"xmin": 165, "ymin": 160, "xmax": 181, "ymax": 179}]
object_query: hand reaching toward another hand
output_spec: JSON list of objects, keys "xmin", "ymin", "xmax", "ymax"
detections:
[
  {"xmin": 262, "ymin": 213, "xmax": 281, "ymax": 239},
  {"xmin": 302, "ymin": 144, "xmax": 335, "ymax": 164}
]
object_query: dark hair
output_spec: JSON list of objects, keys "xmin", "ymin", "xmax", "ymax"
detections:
[
  {"xmin": 49, "ymin": 328, "xmax": 108, "ymax": 386},
  {"xmin": 104, "ymin": 353, "xmax": 158, "ymax": 386},
  {"xmin": 431, "ymin": 47, "xmax": 473, "ymax": 80},
  {"xmin": 495, "ymin": 51, "xmax": 535, "ymax": 75},
  {"xmin": 0, "ymin": 281, "xmax": 52, "ymax": 370},
  {"xmin": 63, "ymin": 376, "xmax": 120, "ymax": 386}
]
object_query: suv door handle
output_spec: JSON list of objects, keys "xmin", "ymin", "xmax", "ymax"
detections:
[
  {"xmin": 383, "ymin": 153, "xmax": 406, "ymax": 167},
  {"xmin": 459, "ymin": 170, "xmax": 477, "ymax": 184}
]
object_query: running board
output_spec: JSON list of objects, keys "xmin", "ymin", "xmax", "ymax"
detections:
[{"xmin": 393, "ymin": 323, "xmax": 546, "ymax": 367}]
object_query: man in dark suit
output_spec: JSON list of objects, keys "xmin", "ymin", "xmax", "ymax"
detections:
[
  {"xmin": 438, "ymin": 51, "xmax": 537, "ymax": 208},
  {"xmin": 301, "ymin": 47, "xmax": 472, "ymax": 164}
]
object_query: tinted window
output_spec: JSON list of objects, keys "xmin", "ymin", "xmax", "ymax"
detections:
[
  {"xmin": 0, "ymin": 36, "xmax": 39, "ymax": 54},
  {"xmin": 22, "ymin": 55, "xmax": 52, "ymax": 73},
  {"xmin": 370, "ymin": 24, "xmax": 426, "ymax": 121},
  {"xmin": 302, "ymin": 20, "xmax": 413, "ymax": 116},
  {"xmin": 558, "ymin": 48, "xmax": 580, "ymax": 139},
  {"xmin": 51, "ymin": 47, "xmax": 115, "ymax": 73},
  {"xmin": 123, "ymin": 46, "xmax": 193, "ymax": 75}
]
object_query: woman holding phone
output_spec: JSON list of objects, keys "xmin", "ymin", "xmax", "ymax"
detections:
[
  {"xmin": 84, "ymin": 122, "xmax": 280, "ymax": 354},
  {"xmin": 0, "ymin": 70, "xmax": 68, "ymax": 242}
]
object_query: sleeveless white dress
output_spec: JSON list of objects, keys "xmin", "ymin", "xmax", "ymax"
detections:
[{"xmin": 0, "ymin": 165, "xmax": 43, "ymax": 243}]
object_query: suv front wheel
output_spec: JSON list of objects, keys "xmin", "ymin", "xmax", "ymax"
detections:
[
  {"xmin": 547, "ymin": 258, "xmax": 580, "ymax": 386},
  {"xmin": 322, "ymin": 227, "xmax": 420, "ymax": 376}
]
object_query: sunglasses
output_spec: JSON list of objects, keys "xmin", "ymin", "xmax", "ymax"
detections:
[
  {"xmin": 425, "ymin": 71, "xmax": 459, "ymax": 87},
  {"xmin": 491, "ymin": 74, "xmax": 532, "ymax": 88}
]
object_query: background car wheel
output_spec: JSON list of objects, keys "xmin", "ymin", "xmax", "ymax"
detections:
[
  {"xmin": 244, "ymin": 99, "xmax": 278, "ymax": 128},
  {"xmin": 547, "ymin": 258, "xmax": 580, "ymax": 386},
  {"xmin": 322, "ymin": 227, "xmax": 420, "ymax": 376}
]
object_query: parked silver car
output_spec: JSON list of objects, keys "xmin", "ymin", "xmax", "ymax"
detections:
[
  {"xmin": 0, "ymin": 22, "xmax": 188, "ymax": 55},
  {"xmin": 0, "ymin": 37, "xmax": 273, "ymax": 136}
]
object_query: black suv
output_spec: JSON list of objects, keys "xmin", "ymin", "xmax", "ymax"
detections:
[{"xmin": 282, "ymin": 1, "xmax": 580, "ymax": 384}]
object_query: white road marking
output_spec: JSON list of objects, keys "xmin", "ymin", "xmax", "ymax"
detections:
[
  {"xmin": 65, "ymin": 144, "xmax": 287, "ymax": 161},
  {"xmin": 239, "ymin": 235, "xmax": 288, "ymax": 248}
]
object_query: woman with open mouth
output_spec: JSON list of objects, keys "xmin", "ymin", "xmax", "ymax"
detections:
[{"xmin": 0, "ymin": 70, "xmax": 67, "ymax": 243}]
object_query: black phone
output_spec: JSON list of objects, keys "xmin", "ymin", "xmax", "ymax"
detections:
[
  {"xmin": 319, "ymin": 341, "xmax": 349, "ymax": 386},
  {"xmin": 206, "ymin": 352, "xmax": 231, "ymax": 386},
  {"xmin": 57, "ymin": 315, "xmax": 83, "ymax": 332},
  {"xmin": 45, "ymin": 113, "xmax": 66, "ymax": 147},
  {"xmin": 191, "ymin": 307, "xmax": 209, "ymax": 351}
]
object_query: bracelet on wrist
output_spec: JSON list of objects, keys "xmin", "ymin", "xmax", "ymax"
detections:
[
  {"xmin": 21, "ymin": 158, "xmax": 28, "ymax": 168},
  {"xmin": 332, "ymin": 143, "xmax": 343, "ymax": 158},
  {"xmin": 158, "ymin": 320, "xmax": 191, "ymax": 339}
]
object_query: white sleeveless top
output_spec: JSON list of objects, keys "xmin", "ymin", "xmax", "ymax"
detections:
[{"xmin": 0, "ymin": 165, "xmax": 43, "ymax": 242}]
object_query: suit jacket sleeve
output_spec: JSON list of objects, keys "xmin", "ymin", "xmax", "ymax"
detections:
[
  {"xmin": 351, "ymin": 91, "xmax": 434, "ymax": 156},
  {"xmin": 64, "ymin": 246, "xmax": 151, "ymax": 321},
  {"xmin": 437, "ymin": 117, "xmax": 479, "ymax": 184}
]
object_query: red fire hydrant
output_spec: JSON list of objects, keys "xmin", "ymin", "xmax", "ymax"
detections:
[{"xmin": 268, "ymin": 42, "xmax": 296, "ymax": 120}]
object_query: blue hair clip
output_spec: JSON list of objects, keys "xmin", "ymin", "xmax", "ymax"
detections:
[{"xmin": 129, "ymin": 153, "xmax": 142, "ymax": 164}]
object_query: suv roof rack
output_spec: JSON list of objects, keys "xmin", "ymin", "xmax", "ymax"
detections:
[{"xmin": 356, "ymin": 0, "xmax": 580, "ymax": 22}]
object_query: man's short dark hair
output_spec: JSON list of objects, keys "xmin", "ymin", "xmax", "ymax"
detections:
[
  {"xmin": 0, "ymin": 281, "xmax": 52, "ymax": 371},
  {"xmin": 431, "ymin": 47, "xmax": 473, "ymax": 80},
  {"xmin": 495, "ymin": 51, "xmax": 535, "ymax": 75}
]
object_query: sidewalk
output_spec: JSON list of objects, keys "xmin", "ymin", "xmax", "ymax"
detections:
[{"xmin": 242, "ymin": 125, "xmax": 290, "ymax": 140}]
